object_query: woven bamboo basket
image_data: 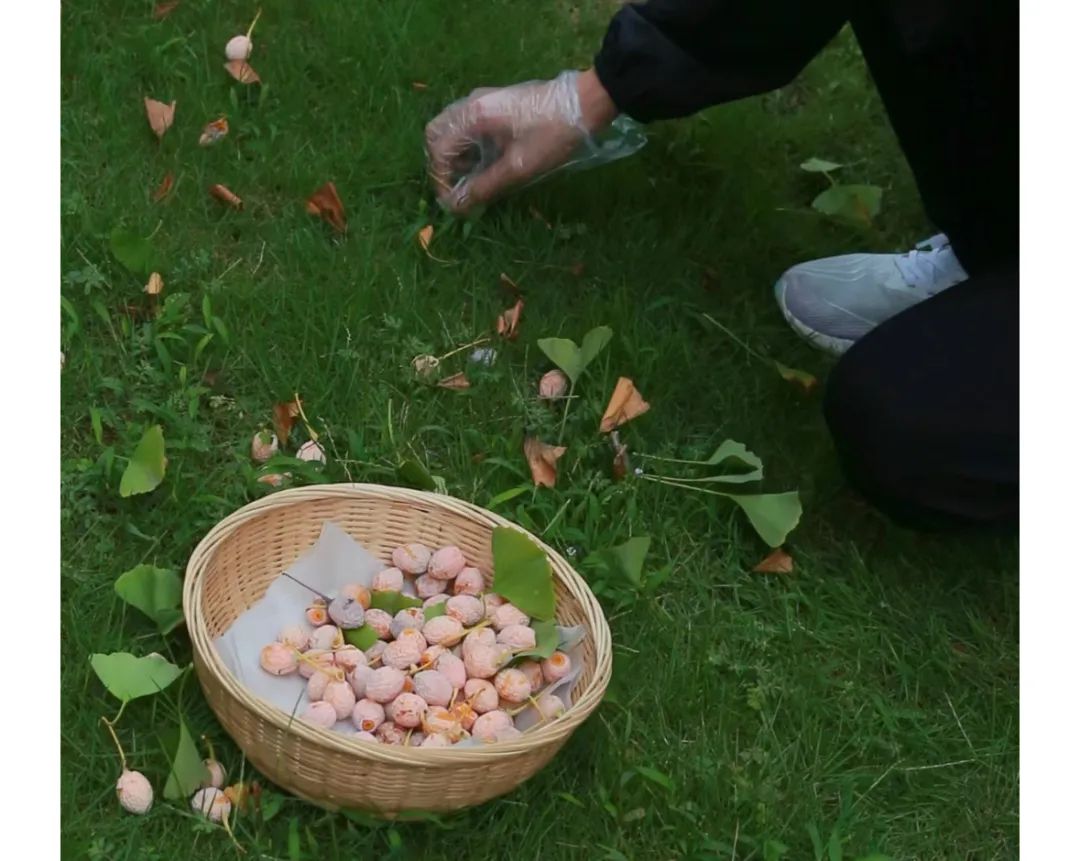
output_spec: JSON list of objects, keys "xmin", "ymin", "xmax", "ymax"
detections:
[{"xmin": 183, "ymin": 483, "xmax": 612, "ymax": 814}]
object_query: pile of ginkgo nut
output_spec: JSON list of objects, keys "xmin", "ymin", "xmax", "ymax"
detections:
[{"xmin": 258, "ymin": 543, "xmax": 573, "ymax": 748}]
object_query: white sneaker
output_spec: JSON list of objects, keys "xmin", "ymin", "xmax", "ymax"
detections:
[{"xmin": 774, "ymin": 234, "xmax": 969, "ymax": 355}]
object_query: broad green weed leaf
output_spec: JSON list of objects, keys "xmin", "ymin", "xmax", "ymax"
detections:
[
  {"xmin": 492, "ymin": 527, "xmax": 556, "ymax": 620},
  {"xmin": 799, "ymin": 157, "xmax": 843, "ymax": 173},
  {"xmin": 812, "ymin": 184, "xmax": 882, "ymax": 226},
  {"xmin": 764, "ymin": 840, "xmax": 790, "ymax": 861},
  {"xmin": 604, "ymin": 536, "xmax": 651, "ymax": 586},
  {"xmin": 89, "ymin": 652, "xmax": 182, "ymax": 703},
  {"xmin": 114, "ymin": 565, "xmax": 183, "ymax": 633},
  {"xmin": 109, "ymin": 227, "xmax": 159, "ymax": 276},
  {"xmin": 119, "ymin": 425, "xmax": 166, "ymax": 497},
  {"xmin": 537, "ymin": 337, "xmax": 583, "ymax": 383},
  {"xmin": 163, "ymin": 720, "xmax": 209, "ymax": 800},
  {"xmin": 578, "ymin": 325, "xmax": 613, "ymax": 371},
  {"xmin": 369, "ymin": 591, "xmax": 423, "ymax": 615},
  {"xmin": 514, "ymin": 619, "xmax": 559, "ymax": 660},
  {"xmin": 727, "ymin": 491, "xmax": 802, "ymax": 548},
  {"xmin": 344, "ymin": 625, "xmax": 379, "ymax": 650}
]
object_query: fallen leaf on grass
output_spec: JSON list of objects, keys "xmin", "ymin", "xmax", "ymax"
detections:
[
  {"xmin": 210, "ymin": 184, "xmax": 243, "ymax": 209},
  {"xmin": 152, "ymin": 172, "xmax": 174, "ymax": 202},
  {"xmin": 523, "ymin": 437, "xmax": 566, "ymax": 488},
  {"xmin": 198, "ymin": 117, "xmax": 229, "ymax": 146},
  {"xmin": 257, "ymin": 472, "xmax": 288, "ymax": 488},
  {"xmin": 417, "ymin": 224, "xmax": 434, "ymax": 251},
  {"xmin": 152, "ymin": 0, "xmax": 181, "ymax": 19},
  {"xmin": 224, "ymin": 59, "xmax": 261, "ymax": 84},
  {"xmin": 775, "ymin": 361, "xmax": 818, "ymax": 395},
  {"xmin": 529, "ymin": 205, "xmax": 552, "ymax": 229},
  {"xmin": 412, "ymin": 354, "xmax": 440, "ymax": 380},
  {"xmin": 144, "ymin": 97, "xmax": 176, "ymax": 139},
  {"xmin": 411, "ymin": 81, "xmax": 428, "ymax": 91},
  {"xmin": 305, "ymin": 182, "xmax": 347, "ymax": 233},
  {"xmin": 752, "ymin": 548, "xmax": 794, "ymax": 574},
  {"xmin": 144, "ymin": 272, "xmax": 164, "ymax": 296},
  {"xmin": 599, "ymin": 377, "xmax": 650, "ymax": 433},
  {"xmin": 437, "ymin": 372, "xmax": 470, "ymax": 390},
  {"xmin": 568, "ymin": 261, "xmax": 586, "ymax": 278},
  {"xmin": 272, "ymin": 399, "xmax": 302, "ymax": 444},
  {"xmin": 496, "ymin": 298, "xmax": 524, "ymax": 340}
]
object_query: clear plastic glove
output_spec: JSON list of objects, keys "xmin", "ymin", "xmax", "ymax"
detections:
[{"xmin": 425, "ymin": 69, "xmax": 640, "ymax": 215}]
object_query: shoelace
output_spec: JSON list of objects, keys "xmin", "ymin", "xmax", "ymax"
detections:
[{"xmin": 893, "ymin": 234, "xmax": 969, "ymax": 294}]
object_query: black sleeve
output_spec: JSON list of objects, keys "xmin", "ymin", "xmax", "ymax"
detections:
[{"xmin": 593, "ymin": 0, "xmax": 850, "ymax": 122}]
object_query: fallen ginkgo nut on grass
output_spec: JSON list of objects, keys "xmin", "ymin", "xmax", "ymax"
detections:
[
  {"xmin": 225, "ymin": 35, "xmax": 252, "ymax": 60},
  {"xmin": 297, "ymin": 440, "xmax": 326, "ymax": 464},
  {"xmin": 251, "ymin": 430, "xmax": 279, "ymax": 462},
  {"xmin": 202, "ymin": 759, "xmax": 227, "ymax": 790},
  {"xmin": 191, "ymin": 787, "xmax": 232, "ymax": 822},
  {"xmin": 116, "ymin": 769, "xmax": 154, "ymax": 815}
]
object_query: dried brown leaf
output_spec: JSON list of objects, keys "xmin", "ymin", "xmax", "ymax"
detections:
[
  {"xmin": 599, "ymin": 377, "xmax": 651, "ymax": 433},
  {"xmin": 144, "ymin": 272, "xmax": 164, "ymax": 296},
  {"xmin": 306, "ymin": 182, "xmax": 347, "ymax": 233},
  {"xmin": 436, "ymin": 372, "xmax": 470, "ymax": 390},
  {"xmin": 523, "ymin": 437, "xmax": 567, "ymax": 488},
  {"xmin": 143, "ymin": 97, "xmax": 176, "ymax": 139},
  {"xmin": 152, "ymin": 0, "xmax": 181, "ymax": 19},
  {"xmin": 210, "ymin": 184, "xmax": 243, "ymax": 209},
  {"xmin": 568, "ymin": 261, "xmax": 586, "ymax": 278},
  {"xmin": 152, "ymin": 172, "xmax": 174, "ymax": 203},
  {"xmin": 272, "ymin": 399, "xmax": 302, "ymax": 444},
  {"xmin": 496, "ymin": 298, "xmax": 524, "ymax": 340},
  {"xmin": 417, "ymin": 224, "xmax": 434, "ymax": 251},
  {"xmin": 775, "ymin": 361, "xmax": 819, "ymax": 395},
  {"xmin": 752, "ymin": 548, "xmax": 794, "ymax": 574},
  {"xmin": 198, "ymin": 117, "xmax": 229, "ymax": 146},
  {"xmin": 224, "ymin": 59, "xmax": 261, "ymax": 85}
]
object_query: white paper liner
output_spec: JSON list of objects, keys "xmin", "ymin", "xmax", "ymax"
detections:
[{"xmin": 213, "ymin": 521, "xmax": 585, "ymax": 743}]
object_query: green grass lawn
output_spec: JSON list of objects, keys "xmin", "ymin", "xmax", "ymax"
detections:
[{"xmin": 60, "ymin": 1, "xmax": 1019, "ymax": 858}]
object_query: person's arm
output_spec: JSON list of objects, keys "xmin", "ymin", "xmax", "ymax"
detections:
[
  {"xmin": 426, "ymin": 0, "xmax": 849, "ymax": 213},
  {"xmin": 594, "ymin": 0, "xmax": 850, "ymax": 121}
]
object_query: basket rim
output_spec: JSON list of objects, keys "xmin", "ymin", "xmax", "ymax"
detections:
[{"xmin": 183, "ymin": 483, "xmax": 613, "ymax": 766}]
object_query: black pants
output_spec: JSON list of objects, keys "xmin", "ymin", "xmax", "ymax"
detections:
[
  {"xmin": 824, "ymin": 4, "xmax": 1018, "ymax": 528},
  {"xmin": 595, "ymin": 0, "xmax": 1019, "ymax": 527}
]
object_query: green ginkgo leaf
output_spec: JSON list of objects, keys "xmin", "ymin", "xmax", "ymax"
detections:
[
  {"xmin": 119, "ymin": 425, "xmax": 166, "ymax": 497},
  {"xmin": 114, "ymin": 565, "xmax": 183, "ymax": 633},
  {"xmin": 89, "ymin": 652, "xmax": 183, "ymax": 703},
  {"xmin": 537, "ymin": 325, "xmax": 612, "ymax": 384},
  {"xmin": 492, "ymin": 527, "xmax": 556, "ymax": 621}
]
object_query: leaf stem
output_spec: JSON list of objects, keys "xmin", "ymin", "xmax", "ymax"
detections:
[
  {"xmin": 100, "ymin": 715, "xmax": 128, "ymax": 771},
  {"xmin": 639, "ymin": 474, "xmax": 736, "ymax": 498},
  {"xmin": 557, "ymin": 380, "xmax": 576, "ymax": 445}
]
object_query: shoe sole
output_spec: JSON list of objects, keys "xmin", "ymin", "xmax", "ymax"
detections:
[{"xmin": 773, "ymin": 277, "xmax": 854, "ymax": 357}]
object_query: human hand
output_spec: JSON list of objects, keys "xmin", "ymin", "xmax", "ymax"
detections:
[{"xmin": 425, "ymin": 69, "xmax": 617, "ymax": 214}]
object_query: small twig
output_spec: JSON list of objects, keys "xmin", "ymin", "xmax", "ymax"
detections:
[
  {"xmin": 293, "ymin": 392, "xmax": 319, "ymax": 442},
  {"xmin": 438, "ymin": 336, "xmax": 489, "ymax": 363},
  {"xmin": 700, "ymin": 313, "xmax": 771, "ymax": 366},
  {"xmin": 280, "ymin": 572, "xmax": 330, "ymax": 602}
]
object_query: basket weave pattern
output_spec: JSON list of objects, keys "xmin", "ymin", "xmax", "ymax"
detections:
[{"xmin": 184, "ymin": 484, "xmax": 612, "ymax": 813}]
